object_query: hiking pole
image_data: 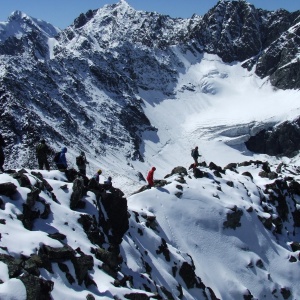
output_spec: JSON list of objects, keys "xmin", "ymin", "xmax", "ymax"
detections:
[{"xmin": 87, "ymin": 162, "xmax": 91, "ymax": 176}]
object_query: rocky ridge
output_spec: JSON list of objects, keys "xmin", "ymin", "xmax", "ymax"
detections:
[{"xmin": 0, "ymin": 157, "xmax": 300, "ymax": 299}]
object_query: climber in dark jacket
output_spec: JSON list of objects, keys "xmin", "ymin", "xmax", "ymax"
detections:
[
  {"xmin": 191, "ymin": 146, "xmax": 201, "ymax": 167},
  {"xmin": 76, "ymin": 151, "xmax": 89, "ymax": 176},
  {"xmin": 103, "ymin": 176, "xmax": 113, "ymax": 191},
  {"xmin": 36, "ymin": 139, "xmax": 50, "ymax": 171},
  {"xmin": 56, "ymin": 147, "xmax": 68, "ymax": 171}
]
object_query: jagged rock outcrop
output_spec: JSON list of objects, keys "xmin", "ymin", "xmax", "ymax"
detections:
[
  {"xmin": 98, "ymin": 190, "xmax": 129, "ymax": 246},
  {"xmin": 0, "ymin": 182, "xmax": 17, "ymax": 196},
  {"xmin": 0, "ymin": 168, "xmax": 131, "ymax": 299},
  {"xmin": 190, "ymin": 0, "xmax": 300, "ymax": 89},
  {"xmin": 245, "ymin": 117, "xmax": 300, "ymax": 156},
  {"xmin": 0, "ymin": 253, "xmax": 54, "ymax": 299}
]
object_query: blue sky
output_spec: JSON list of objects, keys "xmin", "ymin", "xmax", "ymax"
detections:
[{"xmin": 0, "ymin": 0, "xmax": 298, "ymax": 29}]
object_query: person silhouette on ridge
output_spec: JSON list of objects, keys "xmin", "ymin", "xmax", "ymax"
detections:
[
  {"xmin": 76, "ymin": 151, "xmax": 89, "ymax": 176},
  {"xmin": 36, "ymin": 139, "xmax": 50, "ymax": 171},
  {"xmin": 191, "ymin": 146, "xmax": 201, "ymax": 167},
  {"xmin": 147, "ymin": 167, "xmax": 156, "ymax": 188},
  {"xmin": 56, "ymin": 147, "xmax": 68, "ymax": 171}
]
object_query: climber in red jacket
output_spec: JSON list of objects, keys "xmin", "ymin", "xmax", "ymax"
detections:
[{"xmin": 146, "ymin": 167, "xmax": 156, "ymax": 188}]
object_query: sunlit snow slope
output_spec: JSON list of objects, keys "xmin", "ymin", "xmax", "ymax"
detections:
[{"xmin": 130, "ymin": 53, "xmax": 300, "ymax": 193}]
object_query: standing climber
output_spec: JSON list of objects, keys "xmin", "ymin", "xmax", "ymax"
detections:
[
  {"xmin": 93, "ymin": 169, "xmax": 102, "ymax": 183},
  {"xmin": 76, "ymin": 151, "xmax": 89, "ymax": 176},
  {"xmin": 147, "ymin": 167, "xmax": 156, "ymax": 188},
  {"xmin": 87, "ymin": 169, "xmax": 102, "ymax": 191},
  {"xmin": 56, "ymin": 147, "xmax": 68, "ymax": 171},
  {"xmin": 103, "ymin": 176, "xmax": 113, "ymax": 191},
  {"xmin": 36, "ymin": 139, "xmax": 50, "ymax": 171},
  {"xmin": 191, "ymin": 146, "xmax": 201, "ymax": 167},
  {"xmin": 0, "ymin": 133, "xmax": 6, "ymax": 173}
]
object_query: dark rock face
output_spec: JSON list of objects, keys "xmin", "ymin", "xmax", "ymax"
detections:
[
  {"xmin": 99, "ymin": 191, "xmax": 129, "ymax": 245},
  {"xmin": 245, "ymin": 117, "xmax": 300, "ymax": 157},
  {"xmin": 73, "ymin": 10, "xmax": 97, "ymax": 29},
  {"xmin": 179, "ymin": 262, "xmax": 198, "ymax": 289},
  {"xmin": 0, "ymin": 182, "xmax": 17, "ymax": 196},
  {"xmin": 223, "ymin": 206, "xmax": 243, "ymax": 229},
  {"xmin": 255, "ymin": 18, "xmax": 300, "ymax": 90},
  {"xmin": 192, "ymin": 0, "xmax": 263, "ymax": 62},
  {"xmin": 0, "ymin": 253, "xmax": 54, "ymax": 299},
  {"xmin": 190, "ymin": 1, "xmax": 300, "ymax": 90}
]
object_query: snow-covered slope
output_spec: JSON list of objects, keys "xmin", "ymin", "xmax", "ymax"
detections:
[
  {"xmin": 127, "ymin": 162, "xmax": 300, "ymax": 299},
  {"xmin": 0, "ymin": 158, "xmax": 300, "ymax": 299},
  {"xmin": 129, "ymin": 53, "xmax": 300, "ymax": 195}
]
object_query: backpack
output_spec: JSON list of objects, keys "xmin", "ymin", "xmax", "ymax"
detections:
[
  {"xmin": 36, "ymin": 144, "xmax": 46, "ymax": 155},
  {"xmin": 76, "ymin": 155, "xmax": 84, "ymax": 166},
  {"xmin": 53, "ymin": 152, "xmax": 60, "ymax": 163},
  {"xmin": 88, "ymin": 177, "xmax": 99, "ymax": 190},
  {"xmin": 191, "ymin": 149, "xmax": 195, "ymax": 157}
]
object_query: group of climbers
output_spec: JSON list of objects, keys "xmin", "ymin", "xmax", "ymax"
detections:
[
  {"xmin": 1, "ymin": 133, "xmax": 202, "ymax": 191},
  {"xmin": 35, "ymin": 139, "xmax": 113, "ymax": 191},
  {"xmin": 35, "ymin": 139, "xmax": 201, "ymax": 190},
  {"xmin": 35, "ymin": 139, "xmax": 160, "ymax": 191},
  {"xmin": 145, "ymin": 146, "xmax": 200, "ymax": 188},
  {"xmin": 145, "ymin": 146, "xmax": 201, "ymax": 188}
]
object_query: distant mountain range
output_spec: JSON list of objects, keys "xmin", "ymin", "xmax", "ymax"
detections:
[{"xmin": 0, "ymin": 0, "xmax": 299, "ymax": 178}]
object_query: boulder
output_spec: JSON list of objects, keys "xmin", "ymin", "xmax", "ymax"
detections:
[
  {"xmin": 11, "ymin": 170, "xmax": 31, "ymax": 188},
  {"xmin": 99, "ymin": 191, "xmax": 129, "ymax": 245},
  {"xmin": 78, "ymin": 214, "xmax": 104, "ymax": 247},
  {"xmin": 39, "ymin": 244, "xmax": 74, "ymax": 262},
  {"xmin": 223, "ymin": 206, "xmax": 243, "ymax": 229},
  {"xmin": 71, "ymin": 249, "xmax": 94, "ymax": 286},
  {"xmin": 18, "ymin": 273, "xmax": 53, "ymax": 300},
  {"xmin": 70, "ymin": 176, "xmax": 85, "ymax": 210},
  {"xmin": 0, "ymin": 182, "xmax": 17, "ymax": 197},
  {"xmin": 164, "ymin": 166, "xmax": 188, "ymax": 178}
]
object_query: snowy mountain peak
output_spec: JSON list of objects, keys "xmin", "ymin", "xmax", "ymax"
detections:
[
  {"xmin": 8, "ymin": 10, "xmax": 29, "ymax": 21},
  {"xmin": 0, "ymin": 10, "xmax": 59, "ymax": 42},
  {"xmin": 113, "ymin": 0, "xmax": 134, "ymax": 12}
]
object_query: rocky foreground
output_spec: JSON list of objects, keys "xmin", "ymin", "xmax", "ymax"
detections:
[{"xmin": 0, "ymin": 159, "xmax": 300, "ymax": 299}]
